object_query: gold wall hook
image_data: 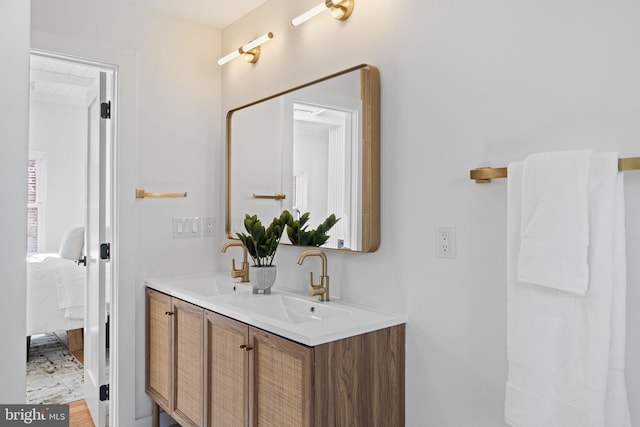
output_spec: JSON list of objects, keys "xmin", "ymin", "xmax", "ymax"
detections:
[
  {"xmin": 252, "ymin": 192, "xmax": 286, "ymax": 200},
  {"xmin": 135, "ymin": 189, "xmax": 187, "ymax": 198},
  {"xmin": 469, "ymin": 167, "xmax": 508, "ymax": 184}
]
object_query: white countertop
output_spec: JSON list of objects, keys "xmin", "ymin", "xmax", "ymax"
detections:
[{"xmin": 145, "ymin": 272, "xmax": 406, "ymax": 346}]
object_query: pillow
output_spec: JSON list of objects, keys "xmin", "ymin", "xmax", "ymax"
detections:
[{"xmin": 59, "ymin": 226, "xmax": 85, "ymax": 260}]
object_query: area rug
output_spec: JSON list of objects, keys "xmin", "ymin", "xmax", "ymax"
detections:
[{"xmin": 26, "ymin": 333, "xmax": 85, "ymax": 404}]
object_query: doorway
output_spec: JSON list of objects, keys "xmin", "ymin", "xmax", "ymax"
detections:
[
  {"xmin": 26, "ymin": 51, "xmax": 115, "ymax": 427},
  {"xmin": 292, "ymin": 102, "xmax": 359, "ymax": 249}
]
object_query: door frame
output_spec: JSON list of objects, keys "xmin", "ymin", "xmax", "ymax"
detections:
[{"xmin": 30, "ymin": 48, "xmax": 118, "ymax": 426}]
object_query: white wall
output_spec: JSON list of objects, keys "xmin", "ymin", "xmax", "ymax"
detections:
[
  {"xmin": 220, "ymin": 0, "xmax": 640, "ymax": 425},
  {"xmin": 30, "ymin": 0, "xmax": 221, "ymax": 424},
  {"xmin": 14, "ymin": 1, "xmax": 639, "ymax": 425},
  {"xmin": 29, "ymin": 100, "xmax": 86, "ymax": 252},
  {"xmin": 0, "ymin": 0, "xmax": 29, "ymax": 404}
]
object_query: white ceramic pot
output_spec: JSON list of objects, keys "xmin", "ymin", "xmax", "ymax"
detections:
[{"xmin": 249, "ymin": 265, "xmax": 277, "ymax": 294}]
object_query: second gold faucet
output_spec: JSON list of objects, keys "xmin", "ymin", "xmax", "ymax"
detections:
[{"xmin": 297, "ymin": 249, "xmax": 329, "ymax": 302}]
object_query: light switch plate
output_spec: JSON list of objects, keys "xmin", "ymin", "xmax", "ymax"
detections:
[{"xmin": 173, "ymin": 217, "xmax": 202, "ymax": 238}]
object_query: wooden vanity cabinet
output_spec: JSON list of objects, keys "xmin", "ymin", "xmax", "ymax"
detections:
[
  {"xmin": 204, "ymin": 311, "xmax": 248, "ymax": 426},
  {"xmin": 146, "ymin": 288, "xmax": 204, "ymax": 427},
  {"xmin": 249, "ymin": 327, "xmax": 313, "ymax": 427},
  {"xmin": 205, "ymin": 311, "xmax": 404, "ymax": 427},
  {"xmin": 148, "ymin": 288, "xmax": 405, "ymax": 427},
  {"xmin": 204, "ymin": 311, "xmax": 313, "ymax": 427},
  {"xmin": 146, "ymin": 289, "xmax": 171, "ymax": 411}
]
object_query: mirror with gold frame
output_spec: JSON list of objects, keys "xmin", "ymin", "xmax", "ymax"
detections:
[{"xmin": 226, "ymin": 64, "xmax": 379, "ymax": 252}]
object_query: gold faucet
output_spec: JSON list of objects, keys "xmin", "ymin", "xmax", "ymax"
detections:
[
  {"xmin": 297, "ymin": 249, "xmax": 329, "ymax": 302},
  {"xmin": 221, "ymin": 241, "xmax": 249, "ymax": 282}
]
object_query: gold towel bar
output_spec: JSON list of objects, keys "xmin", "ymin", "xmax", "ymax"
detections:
[
  {"xmin": 135, "ymin": 189, "xmax": 188, "ymax": 198},
  {"xmin": 470, "ymin": 156, "xmax": 640, "ymax": 183},
  {"xmin": 252, "ymin": 192, "xmax": 286, "ymax": 200}
]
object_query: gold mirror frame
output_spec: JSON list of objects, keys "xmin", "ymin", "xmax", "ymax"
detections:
[{"xmin": 225, "ymin": 64, "xmax": 380, "ymax": 252}]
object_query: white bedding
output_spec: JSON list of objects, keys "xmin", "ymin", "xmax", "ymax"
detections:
[{"xmin": 26, "ymin": 253, "xmax": 85, "ymax": 336}]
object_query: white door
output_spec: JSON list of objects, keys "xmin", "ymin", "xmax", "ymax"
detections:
[{"xmin": 84, "ymin": 71, "xmax": 109, "ymax": 426}]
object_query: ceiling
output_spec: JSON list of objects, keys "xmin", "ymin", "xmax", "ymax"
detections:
[
  {"xmin": 30, "ymin": 55, "xmax": 99, "ymax": 103},
  {"xmin": 130, "ymin": 0, "xmax": 269, "ymax": 29}
]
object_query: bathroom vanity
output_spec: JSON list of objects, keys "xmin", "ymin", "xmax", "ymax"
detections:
[{"xmin": 145, "ymin": 274, "xmax": 405, "ymax": 427}]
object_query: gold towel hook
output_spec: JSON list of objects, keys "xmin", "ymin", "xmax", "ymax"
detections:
[
  {"xmin": 135, "ymin": 189, "xmax": 187, "ymax": 198},
  {"xmin": 252, "ymin": 192, "xmax": 286, "ymax": 200}
]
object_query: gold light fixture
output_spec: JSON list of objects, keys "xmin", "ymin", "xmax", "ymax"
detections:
[
  {"xmin": 291, "ymin": 0, "xmax": 354, "ymax": 27},
  {"xmin": 218, "ymin": 32, "xmax": 274, "ymax": 66}
]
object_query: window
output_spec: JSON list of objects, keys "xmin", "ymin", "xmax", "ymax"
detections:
[{"xmin": 27, "ymin": 152, "xmax": 46, "ymax": 254}]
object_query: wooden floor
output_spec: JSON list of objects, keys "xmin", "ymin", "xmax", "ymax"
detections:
[
  {"xmin": 68, "ymin": 399, "xmax": 95, "ymax": 427},
  {"xmin": 68, "ymin": 346, "xmax": 93, "ymax": 426},
  {"xmin": 66, "ymin": 333, "xmax": 93, "ymax": 426}
]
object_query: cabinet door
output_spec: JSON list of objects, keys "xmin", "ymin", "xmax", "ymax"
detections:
[
  {"xmin": 146, "ymin": 289, "xmax": 172, "ymax": 412},
  {"xmin": 205, "ymin": 311, "xmax": 249, "ymax": 427},
  {"xmin": 249, "ymin": 328, "xmax": 314, "ymax": 427},
  {"xmin": 172, "ymin": 299, "xmax": 205, "ymax": 427}
]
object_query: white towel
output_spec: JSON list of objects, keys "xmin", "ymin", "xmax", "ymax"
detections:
[
  {"xmin": 505, "ymin": 153, "xmax": 631, "ymax": 427},
  {"xmin": 518, "ymin": 150, "xmax": 592, "ymax": 295}
]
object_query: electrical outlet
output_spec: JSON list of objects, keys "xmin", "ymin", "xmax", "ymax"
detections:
[
  {"xmin": 436, "ymin": 225, "xmax": 456, "ymax": 259},
  {"xmin": 203, "ymin": 216, "xmax": 215, "ymax": 237}
]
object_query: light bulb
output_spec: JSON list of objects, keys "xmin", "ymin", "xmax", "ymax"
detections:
[{"xmin": 291, "ymin": 2, "xmax": 328, "ymax": 27}]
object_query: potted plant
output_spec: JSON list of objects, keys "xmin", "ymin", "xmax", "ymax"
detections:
[
  {"xmin": 236, "ymin": 211, "xmax": 292, "ymax": 294},
  {"xmin": 287, "ymin": 212, "xmax": 340, "ymax": 247}
]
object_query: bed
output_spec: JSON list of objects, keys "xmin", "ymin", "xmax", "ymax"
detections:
[
  {"xmin": 26, "ymin": 252, "xmax": 85, "ymax": 337},
  {"xmin": 26, "ymin": 226, "xmax": 86, "ymax": 358},
  {"xmin": 26, "ymin": 226, "xmax": 113, "ymax": 357}
]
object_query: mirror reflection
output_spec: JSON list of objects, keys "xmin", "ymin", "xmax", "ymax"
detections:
[{"xmin": 226, "ymin": 64, "xmax": 379, "ymax": 252}]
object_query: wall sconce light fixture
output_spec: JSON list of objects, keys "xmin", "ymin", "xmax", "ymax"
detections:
[
  {"xmin": 291, "ymin": 0, "xmax": 354, "ymax": 27},
  {"xmin": 218, "ymin": 32, "xmax": 274, "ymax": 66}
]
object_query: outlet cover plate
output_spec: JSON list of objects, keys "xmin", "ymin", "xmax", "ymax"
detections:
[
  {"xmin": 436, "ymin": 225, "xmax": 456, "ymax": 259},
  {"xmin": 203, "ymin": 216, "xmax": 215, "ymax": 237}
]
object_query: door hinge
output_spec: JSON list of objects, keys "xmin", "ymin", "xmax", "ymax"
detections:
[
  {"xmin": 100, "ymin": 101, "xmax": 111, "ymax": 119},
  {"xmin": 99, "ymin": 384, "xmax": 109, "ymax": 401},
  {"xmin": 100, "ymin": 243, "xmax": 111, "ymax": 261},
  {"xmin": 76, "ymin": 256, "xmax": 87, "ymax": 266}
]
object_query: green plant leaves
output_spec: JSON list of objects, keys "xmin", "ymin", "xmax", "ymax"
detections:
[
  {"xmin": 286, "ymin": 212, "xmax": 340, "ymax": 247},
  {"xmin": 236, "ymin": 211, "xmax": 291, "ymax": 266},
  {"xmin": 236, "ymin": 210, "xmax": 340, "ymax": 265}
]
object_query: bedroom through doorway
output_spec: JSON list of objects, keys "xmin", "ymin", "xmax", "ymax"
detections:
[{"xmin": 26, "ymin": 51, "xmax": 115, "ymax": 427}]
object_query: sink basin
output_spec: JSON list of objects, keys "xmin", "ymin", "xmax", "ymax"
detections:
[
  {"xmin": 225, "ymin": 294, "xmax": 351, "ymax": 324},
  {"xmin": 148, "ymin": 274, "xmax": 248, "ymax": 297},
  {"xmin": 182, "ymin": 278, "xmax": 240, "ymax": 296},
  {"xmin": 146, "ymin": 273, "xmax": 406, "ymax": 346}
]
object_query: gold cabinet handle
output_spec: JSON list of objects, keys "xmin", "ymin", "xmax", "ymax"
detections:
[{"xmin": 252, "ymin": 192, "xmax": 286, "ymax": 200}]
